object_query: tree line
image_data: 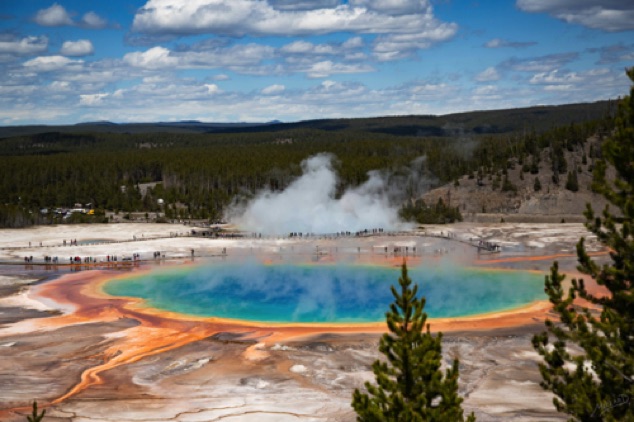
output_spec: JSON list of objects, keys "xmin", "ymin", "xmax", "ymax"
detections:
[{"xmin": 0, "ymin": 109, "xmax": 612, "ymax": 227}]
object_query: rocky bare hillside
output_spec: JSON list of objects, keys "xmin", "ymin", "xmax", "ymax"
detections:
[{"xmin": 422, "ymin": 135, "xmax": 616, "ymax": 222}]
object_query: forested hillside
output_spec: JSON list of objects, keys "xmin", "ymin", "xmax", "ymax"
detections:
[
  {"xmin": 0, "ymin": 101, "xmax": 614, "ymax": 227},
  {"xmin": 0, "ymin": 100, "xmax": 612, "ymax": 138}
]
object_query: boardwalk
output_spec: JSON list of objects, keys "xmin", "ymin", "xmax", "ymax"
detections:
[{"xmin": 0, "ymin": 226, "xmax": 500, "ymax": 266}]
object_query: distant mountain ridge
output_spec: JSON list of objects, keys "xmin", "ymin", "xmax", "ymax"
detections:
[{"xmin": 0, "ymin": 100, "xmax": 614, "ymax": 139}]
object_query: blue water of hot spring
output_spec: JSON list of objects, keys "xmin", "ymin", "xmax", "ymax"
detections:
[{"xmin": 102, "ymin": 263, "xmax": 546, "ymax": 323}]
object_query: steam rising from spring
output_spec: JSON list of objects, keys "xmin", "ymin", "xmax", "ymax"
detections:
[{"xmin": 227, "ymin": 153, "xmax": 415, "ymax": 235}]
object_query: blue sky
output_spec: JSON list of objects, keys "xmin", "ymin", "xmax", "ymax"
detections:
[{"xmin": 0, "ymin": 0, "xmax": 632, "ymax": 124}]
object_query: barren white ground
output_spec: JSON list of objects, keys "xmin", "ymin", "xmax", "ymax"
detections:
[{"xmin": 0, "ymin": 222, "xmax": 603, "ymax": 421}]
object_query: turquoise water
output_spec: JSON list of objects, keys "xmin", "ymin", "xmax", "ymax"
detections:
[{"xmin": 103, "ymin": 263, "xmax": 546, "ymax": 323}]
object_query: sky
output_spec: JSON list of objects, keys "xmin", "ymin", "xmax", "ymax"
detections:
[{"xmin": 0, "ymin": 0, "xmax": 633, "ymax": 125}]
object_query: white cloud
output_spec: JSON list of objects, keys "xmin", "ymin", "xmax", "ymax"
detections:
[
  {"xmin": 372, "ymin": 26, "xmax": 457, "ymax": 61},
  {"xmin": 406, "ymin": 83, "xmax": 457, "ymax": 102},
  {"xmin": 81, "ymin": 12, "xmax": 108, "ymax": 29},
  {"xmin": 142, "ymin": 75, "xmax": 170, "ymax": 84},
  {"xmin": 49, "ymin": 81, "xmax": 71, "ymax": 91},
  {"xmin": 124, "ymin": 43, "xmax": 274, "ymax": 72},
  {"xmin": 34, "ymin": 4, "xmax": 109, "ymax": 29},
  {"xmin": 4, "ymin": 67, "xmax": 629, "ymax": 125},
  {"xmin": 516, "ymin": 0, "xmax": 634, "ymax": 32},
  {"xmin": 320, "ymin": 80, "xmax": 339, "ymax": 90},
  {"xmin": 269, "ymin": 0, "xmax": 340, "ymax": 11},
  {"xmin": 543, "ymin": 84, "xmax": 574, "ymax": 92},
  {"xmin": 0, "ymin": 85, "xmax": 38, "ymax": 97},
  {"xmin": 213, "ymin": 74, "xmax": 230, "ymax": 81},
  {"xmin": 484, "ymin": 38, "xmax": 536, "ymax": 48},
  {"xmin": 502, "ymin": 52, "xmax": 578, "ymax": 72},
  {"xmin": 79, "ymin": 93, "xmax": 109, "ymax": 106},
  {"xmin": 342, "ymin": 36, "xmax": 364, "ymax": 49},
  {"xmin": 132, "ymin": 0, "xmax": 457, "ymax": 43},
  {"xmin": 279, "ymin": 37, "xmax": 366, "ymax": 64},
  {"xmin": 131, "ymin": 0, "xmax": 455, "ymax": 62},
  {"xmin": 485, "ymin": 38, "xmax": 503, "ymax": 48},
  {"xmin": 262, "ymin": 84, "xmax": 285, "ymax": 94},
  {"xmin": 349, "ymin": 0, "xmax": 429, "ymax": 15},
  {"xmin": 57, "ymin": 67, "xmax": 121, "ymax": 85},
  {"xmin": 124, "ymin": 46, "xmax": 178, "ymax": 69},
  {"xmin": 306, "ymin": 60, "xmax": 373, "ymax": 78},
  {"xmin": 529, "ymin": 70, "xmax": 582, "ymax": 85},
  {"xmin": 475, "ymin": 67, "xmax": 500, "ymax": 82},
  {"xmin": 34, "ymin": 3, "xmax": 73, "ymax": 27},
  {"xmin": 205, "ymin": 83, "xmax": 221, "ymax": 94},
  {"xmin": 0, "ymin": 36, "xmax": 48, "ymax": 55},
  {"xmin": 281, "ymin": 40, "xmax": 319, "ymax": 54},
  {"xmin": 0, "ymin": 107, "xmax": 71, "ymax": 125},
  {"xmin": 473, "ymin": 85, "xmax": 498, "ymax": 96},
  {"xmin": 61, "ymin": 40, "xmax": 94, "ymax": 56},
  {"xmin": 586, "ymin": 68, "xmax": 610, "ymax": 77},
  {"xmin": 589, "ymin": 43, "xmax": 634, "ymax": 64},
  {"xmin": 23, "ymin": 55, "xmax": 83, "ymax": 72}
]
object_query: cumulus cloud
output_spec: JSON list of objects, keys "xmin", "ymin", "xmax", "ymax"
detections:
[
  {"xmin": 349, "ymin": 0, "xmax": 429, "ymax": 15},
  {"xmin": 131, "ymin": 0, "xmax": 456, "ymax": 62},
  {"xmin": 49, "ymin": 80, "xmax": 71, "ymax": 91},
  {"xmin": 529, "ymin": 69, "xmax": 583, "ymax": 85},
  {"xmin": 543, "ymin": 84, "xmax": 574, "ymax": 92},
  {"xmin": 525, "ymin": 68, "xmax": 624, "ymax": 95},
  {"xmin": 34, "ymin": 3, "xmax": 73, "ymax": 26},
  {"xmin": 132, "ymin": 0, "xmax": 457, "ymax": 43},
  {"xmin": 484, "ymin": 38, "xmax": 536, "ymax": 48},
  {"xmin": 306, "ymin": 60, "xmax": 373, "ymax": 78},
  {"xmin": 34, "ymin": 4, "xmax": 108, "ymax": 29},
  {"xmin": 262, "ymin": 84, "xmax": 285, "ymax": 94},
  {"xmin": 5, "ymin": 65, "xmax": 628, "ymax": 126},
  {"xmin": 205, "ymin": 83, "xmax": 221, "ymax": 94},
  {"xmin": 79, "ymin": 93, "xmax": 109, "ymax": 106},
  {"xmin": 60, "ymin": 40, "xmax": 94, "ymax": 56},
  {"xmin": 124, "ymin": 43, "xmax": 274, "ymax": 71},
  {"xmin": 124, "ymin": 46, "xmax": 178, "ymax": 69},
  {"xmin": 516, "ymin": 0, "xmax": 634, "ymax": 32},
  {"xmin": 342, "ymin": 36, "xmax": 364, "ymax": 49},
  {"xmin": 0, "ymin": 36, "xmax": 48, "ymax": 55},
  {"xmin": 372, "ymin": 26, "xmax": 457, "ymax": 61},
  {"xmin": 475, "ymin": 67, "xmax": 500, "ymax": 82},
  {"xmin": 269, "ymin": 0, "xmax": 339, "ymax": 10},
  {"xmin": 279, "ymin": 36, "xmax": 365, "ymax": 63},
  {"xmin": 23, "ymin": 55, "xmax": 83, "ymax": 72},
  {"xmin": 473, "ymin": 85, "xmax": 499, "ymax": 96},
  {"xmin": 81, "ymin": 11, "xmax": 108, "ymax": 29},
  {"xmin": 281, "ymin": 40, "xmax": 333, "ymax": 55}
]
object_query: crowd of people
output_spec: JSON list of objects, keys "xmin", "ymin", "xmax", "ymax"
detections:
[
  {"xmin": 477, "ymin": 240, "xmax": 501, "ymax": 252},
  {"xmin": 289, "ymin": 228, "xmax": 387, "ymax": 238},
  {"xmin": 14, "ymin": 226, "xmax": 504, "ymax": 266}
]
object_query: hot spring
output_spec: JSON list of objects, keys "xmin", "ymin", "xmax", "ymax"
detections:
[{"xmin": 102, "ymin": 262, "xmax": 546, "ymax": 324}]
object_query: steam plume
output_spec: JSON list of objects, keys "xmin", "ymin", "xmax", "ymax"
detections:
[{"xmin": 226, "ymin": 153, "xmax": 413, "ymax": 235}]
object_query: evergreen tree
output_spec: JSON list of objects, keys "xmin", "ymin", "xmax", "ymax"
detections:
[
  {"xmin": 534, "ymin": 177, "xmax": 542, "ymax": 192},
  {"xmin": 532, "ymin": 68, "xmax": 634, "ymax": 421},
  {"xmin": 565, "ymin": 170, "xmax": 579, "ymax": 192},
  {"xmin": 501, "ymin": 175, "xmax": 517, "ymax": 193},
  {"xmin": 26, "ymin": 401, "xmax": 45, "ymax": 422},
  {"xmin": 352, "ymin": 263, "xmax": 475, "ymax": 421},
  {"xmin": 530, "ymin": 155, "xmax": 540, "ymax": 174}
]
